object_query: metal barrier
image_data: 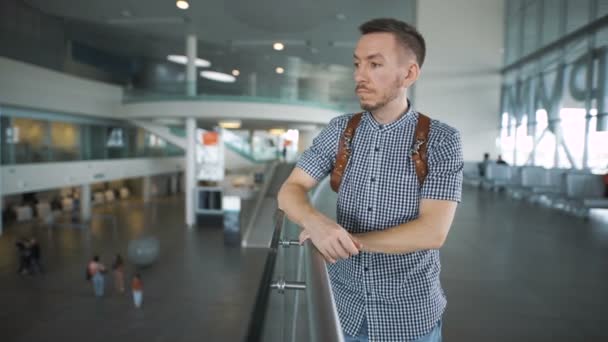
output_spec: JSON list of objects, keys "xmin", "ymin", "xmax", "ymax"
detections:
[{"xmin": 245, "ymin": 209, "xmax": 344, "ymax": 342}]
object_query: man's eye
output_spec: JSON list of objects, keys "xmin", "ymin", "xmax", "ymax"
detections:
[{"xmin": 371, "ymin": 62, "xmax": 381, "ymax": 68}]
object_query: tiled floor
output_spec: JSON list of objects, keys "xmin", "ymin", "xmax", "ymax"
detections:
[
  {"xmin": 1, "ymin": 185, "xmax": 608, "ymax": 341},
  {"xmin": 0, "ymin": 197, "xmax": 268, "ymax": 342},
  {"xmin": 441, "ymin": 186, "xmax": 608, "ymax": 341}
]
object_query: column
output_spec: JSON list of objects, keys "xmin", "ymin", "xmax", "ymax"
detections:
[
  {"xmin": 185, "ymin": 118, "xmax": 196, "ymax": 227},
  {"xmin": 170, "ymin": 174, "xmax": 179, "ymax": 195},
  {"xmin": 142, "ymin": 176, "xmax": 152, "ymax": 203},
  {"xmin": 297, "ymin": 127, "xmax": 320, "ymax": 154},
  {"xmin": 80, "ymin": 184, "xmax": 91, "ymax": 222},
  {"xmin": 283, "ymin": 56, "xmax": 301, "ymax": 100},
  {"xmin": 248, "ymin": 72, "xmax": 257, "ymax": 97},
  {"xmin": 186, "ymin": 34, "xmax": 198, "ymax": 97}
]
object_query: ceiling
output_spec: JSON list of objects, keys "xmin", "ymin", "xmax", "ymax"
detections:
[{"xmin": 24, "ymin": 0, "xmax": 417, "ymax": 72}]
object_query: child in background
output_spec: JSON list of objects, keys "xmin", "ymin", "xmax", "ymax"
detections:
[{"xmin": 132, "ymin": 273, "xmax": 143, "ymax": 308}]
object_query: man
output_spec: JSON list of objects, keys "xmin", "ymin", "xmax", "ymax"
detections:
[
  {"xmin": 278, "ymin": 18, "xmax": 463, "ymax": 341},
  {"xmin": 496, "ymin": 154, "xmax": 508, "ymax": 165},
  {"xmin": 479, "ymin": 152, "xmax": 490, "ymax": 177}
]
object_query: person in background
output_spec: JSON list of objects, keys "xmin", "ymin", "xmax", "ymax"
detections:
[
  {"xmin": 131, "ymin": 273, "xmax": 143, "ymax": 308},
  {"xmin": 497, "ymin": 154, "xmax": 508, "ymax": 165},
  {"xmin": 16, "ymin": 238, "xmax": 30, "ymax": 275},
  {"xmin": 112, "ymin": 254, "xmax": 125, "ymax": 293},
  {"xmin": 29, "ymin": 238, "xmax": 43, "ymax": 274},
  {"xmin": 88, "ymin": 256, "xmax": 107, "ymax": 297},
  {"xmin": 478, "ymin": 153, "xmax": 490, "ymax": 177}
]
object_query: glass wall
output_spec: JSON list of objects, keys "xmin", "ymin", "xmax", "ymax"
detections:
[
  {"xmin": 0, "ymin": 107, "xmax": 184, "ymax": 165},
  {"xmin": 500, "ymin": 0, "xmax": 608, "ymax": 172}
]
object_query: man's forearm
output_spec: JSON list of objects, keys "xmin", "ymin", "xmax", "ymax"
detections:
[
  {"xmin": 355, "ymin": 219, "xmax": 443, "ymax": 254},
  {"xmin": 277, "ymin": 183, "xmax": 323, "ymax": 228}
]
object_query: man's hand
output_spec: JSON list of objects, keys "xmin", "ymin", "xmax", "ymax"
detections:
[{"xmin": 299, "ymin": 215, "xmax": 361, "ymax": 264}]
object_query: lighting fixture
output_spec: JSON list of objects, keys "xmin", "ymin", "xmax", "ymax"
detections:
[
  {"xmin": 176, "ymin": 0, "xmax": 189, "ymax": 10},
  {"xmin": 219, "ymin": 120, "xmax": 242, "ymax": 129},
  {"xmin": 201, "ymin": 71, "xmax": 236, "ymax": 83},
  {"xmin": 167, "ymin": 54, "xmax": 211, "ymax": 67}
]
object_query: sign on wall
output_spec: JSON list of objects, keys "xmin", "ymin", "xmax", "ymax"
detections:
[{"xmin": 196, "ymin": 129, "xmax": 224, "ymax": 181}]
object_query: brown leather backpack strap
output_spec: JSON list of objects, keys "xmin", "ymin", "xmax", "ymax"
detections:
[
  {"xmin": 330, "ymin": 113, "xmax": 363, "ymax": 192},
  {"xmin": 411, "ymin": 113, "xmax": 431, "ymax": 186}
]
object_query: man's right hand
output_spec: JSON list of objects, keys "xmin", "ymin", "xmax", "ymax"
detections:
[{"xmin": 300, "ymin": 215, "xmax": 361, "ymax": 264}]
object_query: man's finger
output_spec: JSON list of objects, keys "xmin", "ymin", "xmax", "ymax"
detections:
[
  {"xmin": 332, "ymin": 239, "xmax": 351, "ymax": 259},
  {"xmin": 299, "ymin": 230, "xmax": 311, "ymax": 244},
  {"xmin": 339, "ymin": 234, "xmax": 360, "ymax": 256}
]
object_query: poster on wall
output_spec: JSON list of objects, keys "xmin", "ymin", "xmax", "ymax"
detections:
[{"xmin": 196, "ymin": 129, "xmax": 225, "ymax": 181}]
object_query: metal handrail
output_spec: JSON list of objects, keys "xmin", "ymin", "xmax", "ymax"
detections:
[
  {"xmin": 244, "ymin": 208, "xmax": 344, "ymax": 342},
  {"xmin": 304, "ymin": 240, "xmax": 345, "ymax": 342},
  {"xmin": 245, "ymin": 210, "xmax": 284, "ymax": 342}
]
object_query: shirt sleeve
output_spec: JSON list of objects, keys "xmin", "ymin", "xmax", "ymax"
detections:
[
  {"xmin": 295, "ymin": 117, "xmax": 342, "ymax": 181},
  {"xmin": 420, "ymin": 131, "xmax": 464, "ymax": 202}
]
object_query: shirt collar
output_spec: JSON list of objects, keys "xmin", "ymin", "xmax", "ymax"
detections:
[{"xmin": 363, "ymin": 100, "xmax": 418, "ymax": 132}]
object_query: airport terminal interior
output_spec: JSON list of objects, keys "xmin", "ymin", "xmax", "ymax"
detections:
[{"xmin": 1, "ymin": 0, "xmax": 608, "ymax": 341}]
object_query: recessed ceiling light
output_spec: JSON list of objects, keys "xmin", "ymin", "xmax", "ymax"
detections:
[
  {"xmin": 167, "ymin": 54, "xmax": 211, "ymax": 67},
  {"xmin": 273, "ymin": 42, "xmax": 285, "ymax": 51},
  {"xmin": 336, "ymin": 13, "xmax": 347, "ymax": 21},
  {"xmin": 269, "ymin": 128, "xmax": 286, "ymax": 135},
  {"xmin": 219, "ymin": 120, "xmax": 242, "ymax": 129},
  {"xmin": 232, "ymin": 69, "xmax": 240, "ymax": 76},
  {"xmin": 176, "ymin": 0, "xmax": 189, "ymax": 10},
  {"xmin": 200, "ymin": 71, "xmax": 236, "ymax": 83},
  {"xmin": 275, "ymin": 67, "xmax": 285, "ymax": 74}
]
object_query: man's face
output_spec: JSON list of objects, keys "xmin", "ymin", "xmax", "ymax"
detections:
[{"xmin": 353, "ymin": 32, "xmax": 413, "ymax": 112}]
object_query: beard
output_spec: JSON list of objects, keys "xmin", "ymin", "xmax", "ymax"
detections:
[{"xmin": 357, "ymin": 77, "xmax": 403, "ymax": 112}]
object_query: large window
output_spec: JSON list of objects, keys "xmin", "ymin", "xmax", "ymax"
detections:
[{"xmin": 500, "ymin": 0, "xmax": 608, "ymax": 172}]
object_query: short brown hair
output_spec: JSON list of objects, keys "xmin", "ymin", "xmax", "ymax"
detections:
[{"xmin": 359, "ymin": 18, "xmax": 426, "ymax": 68}]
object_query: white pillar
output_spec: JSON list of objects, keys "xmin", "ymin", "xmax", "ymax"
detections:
[
  {"xmin": 186, "ymin": 34, "xmax": 198, "ymax": 96},
  {"xmin": 298, "ymin": 128, "xmax": 320, "ymax": 154},
  {"xmin": 301, "ymin": 71, "xmax": 330, "ymax": 103},
  {"xmin": 142, "ymin": 176, "xmax": 152, "ymax": 203},
  {"xmin": 283, "ymin": 56, "xmax": 301, "ymax": 100},
  {"xmin": 248, "ymin": 72, "xmax": 257, "ymax": 97},
  {"xmin": 170, "ymin": 174, "xmax": 179, "ymax": 195},
  {"xmin": 185, "ymin": 118, "xmax": 197, "ymax": 227},
  {"xmin": 80, "ymin": 184, "xmax": 91, "ymax": 222}
]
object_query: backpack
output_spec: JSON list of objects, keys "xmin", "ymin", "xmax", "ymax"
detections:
[{"xmin": 330, "ymin": 112, "xmax": 431, "ymax": 192}]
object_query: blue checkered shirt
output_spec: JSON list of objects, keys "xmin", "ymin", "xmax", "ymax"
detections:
[{"xmin": 296, "ymin": 105, "xmax": 463, "ymax": 341}]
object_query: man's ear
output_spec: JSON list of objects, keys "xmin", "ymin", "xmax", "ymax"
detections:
[{"xmin": 402, "ymin": 63, "xmax": 420, "ymax": 88}]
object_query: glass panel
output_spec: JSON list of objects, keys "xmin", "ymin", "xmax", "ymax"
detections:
[
  {"xmin": 1, "ymin": 115, "xmax": 13, "ymax": 164},
  {"xmin": 107, "ymin": 127, "xmax": 127, "ymax": 159},
  {"xmin": 560, "ymin": 108, "xmax": 586, "ymax": 168},
  {"xmin": 506, "ymin": 11, "xmax": 522, "ymax": 64},
  {"xmin": 90, "ymin": 124, "xmax": 107, "ymax": 160},
  {"xmin": 588, "ymin": 115, "xmax": 608, "ymax": 171},
  {"xmin": 522, "ymin": 0, "xmax": 540, "ymax": 56},
  {"xmin": 12, "ymin": 117, "xmax": 49, "ymax": 163},
  {"xmin": 566, "ymin": 0, "xmax": 590, "ymax": 33},
  {"xmin": 535, "ymin": 127, "xmax": 557, "ymax": 168},
  {"xmin": 50, "ymin": 121, "xmax": 79, "ymax": 161},
  {"xmin": 515, "ymin": 116, "xmax": 534, "ymax": 165},
  {"xmin": 598, "ymin": 0, "xmax": 608, "ymax": 19},
  {"xmin": 542, "ymin": 0, "xmax": 562, "ymax": 46}
]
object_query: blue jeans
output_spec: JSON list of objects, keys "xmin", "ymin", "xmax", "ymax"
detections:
[
  {"xmin": 92, "ymin": 273, "xmax": 105, "ymax": 297},
  {"xmin": 344, "ymin": 318, "xmax": 442, "ymax": 342}
]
